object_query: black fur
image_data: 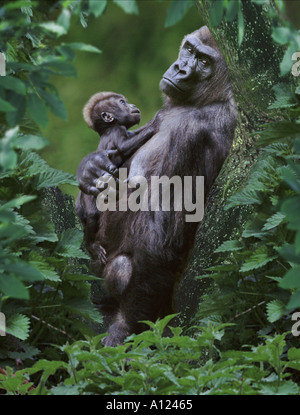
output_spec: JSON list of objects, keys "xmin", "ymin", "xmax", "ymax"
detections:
[{"xmin": 77, "ymin": 27, "xmax": 237, "ymax": 346}]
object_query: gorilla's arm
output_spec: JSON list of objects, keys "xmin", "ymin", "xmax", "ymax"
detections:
[
  {"xmin": 77, "ymin": 117, "xmax": 159, "ymax": 196},
  {"xmin": 117, "ymin": 115, "xmax": 160, "ymax": 159}
]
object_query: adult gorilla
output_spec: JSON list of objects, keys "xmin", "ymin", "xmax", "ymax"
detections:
[{"xmin": 77, "ymin": 26, "xmax": 237, "ymax": 346}]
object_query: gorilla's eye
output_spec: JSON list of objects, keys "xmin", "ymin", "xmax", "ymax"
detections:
[
  {"xmin": 200, "ymin": 57, "xmax": 209, "ymax": 66},
  {"xmin": 187, "ymin": 46, "xmax": 193, "ymax": 54},
  {"xmin": 120, "ymin": 99, "xmax": 126, "ymax": 105}
]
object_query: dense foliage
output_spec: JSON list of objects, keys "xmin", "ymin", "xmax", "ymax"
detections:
[{"xmin": 0, "ymin": 0, "xmax": 300, "ymax": 395}]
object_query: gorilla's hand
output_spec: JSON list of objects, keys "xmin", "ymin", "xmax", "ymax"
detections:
[{"xmin": 77, "ymin": 150, "xmax": 119, "ymax": 197}]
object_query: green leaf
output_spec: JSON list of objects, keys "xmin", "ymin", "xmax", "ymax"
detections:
[
  {"xmin": 258, "ymin": 121, "xmax": 300, "ymax": 147},
  {"xmin": 0, "ymin": 97, "xmax": 15, "ymax": 112},
  {"xmin": 11, "ymin": 134, "xmax": 50, "ymax": 151},
  {"xmin": 266, "ymin": 300, "xmax": 285, "ymax": 323},
  {"xmin": 240, "ymin": 247, "xmax": 276, "ymax": 272},
  {"xmin": 237, "ymin": 0, "xmax": 244, "ymax": 46},
  {"xmin": 89, "ymin": 0, "xmax": 107, "ymax": 17},
  {"xmin": 4, "ymin": 261, "xmax": 44, "ymax": 282},
  {"xmin": 215, "ymin": 239, "xmax": 243, "ymax": 253},
  {"xmin": 30, "ymin": 262, "xmax": 61, "ymax": 282},
  {"xmin": 63, "ymin": 298, "xmax": 102, "ymax": 323},
  {"xmin": 277, "ymin": 244, "xmax": 300, "ymax": 264},
  {"xmin": 209, "ymin": 0, "xmax": 224, "ymax": 27},
  {"xmin": 165, "ymin": 0, "xmax": 193, "ymax": 28},
  {"xmin": 65, "ymin": 42, "xmax": 102, "ymax": 54},
  {"xmin": 280, "ymin": 45, "xmax": 296, "ymax": 76},
  {"xmin": 57, "ymin": 8, "xmax": 71, "ymax": 31},
  {"xmin": 27, "ymin": 93, "xmax": 48, "ymax": 128},
  {"xmin": 262, "ymin": 212, "xmax": 286, "ymax": 231},
  {"xmin": 0, "ymin": 275, "xmax": 29, "ymax": 300},
  {"xmin": 0, "ymin": 76, "xmax": 26, "ymax": 95},
  {"xmin": 5, "ymin": 92, "xmax": 26, "ymax": 126},
  {"xmin": 279, "ymin": 266, "xmax": 300, "ymax": 290},
  {"xmin": 38, "ymin": 22, "xmax": 67, "ymax": 37},
  {"xmin": 6, "ymin": 314, "xmax": 30, "ymax": 340},
  {"xmin": 113, "ymin": 0, "xmax": 139, "ymax": 15},
  {"xmin": 268, "ymin": 83, "xmax": 298, "ymax": 109},
  {"xmin": 39, "ymin": 90, "xmax": 68, "ymax": 121},
  {"xmin": 287, "ymin": 290, "xmax": 300, "ymax": 310},
  {"xmin": 55, "ymin": 229, "xmax": 89, "ymax": 259},
  {"xmin": 225, "ymin": 0, "xmax": 238, "ymax": 22},
  {"xmin": 0, "ymin": 148, "xmax": 17, "ymax": 171},
  {"xmin": 281, "ymin": 165, "xmax": 300, "ymax": 193},
  {"xmin": 271, "ymin": 27, "xmax": 291, "ymax": 45},
  {"xmin": 288, "ymin": 347, "xmax": 300, "ymax": 361},
  {"xmin": 281, "ymin": 196, "xmax": 300, "ymax": 230},
  {"xmin": 41, "ymin": 58, "xmax": 77, "ymax": 77}
]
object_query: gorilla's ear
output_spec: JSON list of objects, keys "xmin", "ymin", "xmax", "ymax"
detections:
[{"xmin": 101, "ymin": 112, "xmax": 114, "ymax": 123}]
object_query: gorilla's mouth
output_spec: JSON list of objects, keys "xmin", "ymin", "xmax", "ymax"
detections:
[
  {"xmin": 162, "ymin": 77, "xmax": 184, "ymax": 93},
  {"xmin": 131, "ymin": 109, "xmax": 141, "ymax": 114}
]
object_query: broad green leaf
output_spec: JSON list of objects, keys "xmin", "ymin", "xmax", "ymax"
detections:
[
  {"xmin": 38, "ymin": 22, "xmax": 67, "ymax": 37},
  {"xmin": 215, "ymin": 239, "xmax": 243, "ymax": 253},
  {"xmin": 6, "ymin": 314, "xmax": 30, "ymax": 340},
  {"xmin": 11, "ymin": 134, "xmax": 50, "ymax": 151},
  {"xmin": 39, "ymin": 90, "xmax": 68, "ymax": 121},
  {"xmin": 0, "ymin": 148, "xmax": 17, "ymax": 171},
  {"xmin": 258, "ymin": 121, "xmax": 300, "ymax": 146},
  {"xmin": 268, "ymin": 83, "xmax": 298, "ymax": 109},
  {"xmin": 165, "ymin": 0, "xmax": 193, "ymax": 28},
  {"xmin": 113, "ymin": 0, "xmax": 139, "ymax": 15},
  {"xmin": 27, "ymin": 93, "xmax": 48, "ymax": 128},
  {"xmin": 0, "ymin": 195, "xmax": 36, "ymax": 211},
  {"xmin": 240, "ymin": 247, "xmax": 276, "ymax": 272},
  {"xmin": 63, "ymin": 298, "xmax": 102, "ymax": 323},
  {"xmin": 237, "ymin": 0, "xmax": 244, "ymax": 46},
  {"xmin": 0, "ymin": 274, "xmax": 29, "ymax": 299},
  {"xmin": 0, "ymin": 97, "xmax": 15, "ymax": 112},
  {"xmin": 89, "ymin": 0, "xmax": 107, "ymax": 17},
  {"xmin": 0, "ymin": 76, "xmax": 26, "ymax": 95},
  {"xmin": 281, "ymin": 167, "xmax": 300, "ymax": 193},
  {"xmin": 209, "ymin": 0, "xmax": 224, "ymax": 27},
  {"xmin": 279, "ymin": 266, "xmax": 300, "ymax": 290},
  {"xmin": 225, "ymin": 0, "xmax": 238, "ymax": 22},
  {"xmin": 65, "ymin": 42, "xmax": 102, "ymax": 54},
  {"xmin": 281, "ymin": 196, "xmax": 300, "ymax": 230},
  {"xmin": 266, "ymin": 300, "xmax": 285, "ymax": 323},
  {"xmin": 288, "ymin": 347, "xmax": 300, "ymax": 361},
  {"xmin": 55, "ymin": 228, "xmax": 89, "ymax": 259},
  {"xmin": 57, "ymin": 8, "xmax": 71, "ymax": 31},
  {"xmin": 287, "ymin": 290, "xmax": 300, "ymax": 310},
  {"xmin": 4, "ymin": 0, "xmax": 37, "ymax": 10},
  {"xmin": 5, "ymin": 92, "xmax": 26, "ymax": 126},
  {"xmin": 41, "ymin": 58, "xmax": 77, "ymax": 77},
  {"xmin": 271, "ymin": 27, "xmax": 291, "ymax": 45},
  {"xmin": 262, "ymin": 212, "xmax": 285, "ymax": 231},
  {"xmin": 280, "ymin": 44, "xmax": 296, "ymax": 76},
  {"xmin": 4, "ymin": 261, "xmax": 44, "ymax": 282},
  {"xmin": 277, "ymin": 244, "xmax": 300, "ymax": 264}
]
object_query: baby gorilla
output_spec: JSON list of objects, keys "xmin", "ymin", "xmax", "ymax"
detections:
[{"xmin": 76, "ymin": 92, "xmax": 142, "ymax": 265}]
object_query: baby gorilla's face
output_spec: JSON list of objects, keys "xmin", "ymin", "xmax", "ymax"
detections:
[{"xmin": 115, "ymin": 95, "xmax": 141, "ymax": 128}]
